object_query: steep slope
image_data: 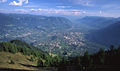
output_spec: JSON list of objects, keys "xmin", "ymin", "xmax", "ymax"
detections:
[
  {"xmin": 10, "ymin": 40, "xmax": 44, "ymax": 53},
  {"xmin": 75, "ymin": 16, "xmax": 116, "ymax": 31},
  {"xmin": 87, "ymin": 21, "xmax": 120, "ymax": 46},
  {"xmin": 0, "ymin": 40, "xmax": 60, "ymax": 71}
]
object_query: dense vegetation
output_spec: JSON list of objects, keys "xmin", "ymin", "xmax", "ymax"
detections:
[
  {"xmin": 0, "ymin": 40, "xmax": 61, "ymax": 67},
  {"xmin": 58, "ymin": 45, "xmax": 120, "ymax": 71},
  {"xmin": 0, "ymin": 40, "xmax": 43, "ymax": 56}
]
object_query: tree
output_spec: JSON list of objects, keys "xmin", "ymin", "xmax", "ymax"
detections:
[
  {"xmin": 110, "ymin": 45, "xmax": 114, "ymax": 51},
  {"xmin": 81, "ymin": 50, "xmax": 91, "ymax": 69},
  {"xmin": 98, "ymin": 48, "xmax": 105, "ymax": 65},
  {"xmin": 75, "ymin": 57, "xmax": 82, "ymax": 69},
  {"xmin": 30, "ymin": 56, "xmax": 34, "ymax": 62},
  {"xmin": 51, "ymin": 56, "xmax": 61, "ymax": 67},
  {"xmin": 0, "ymin": 43, "xmax": 4, "ymax": 51},
  {"xmin": 9, "ymin": 60, "xmax": 15, "ymax": 64},
  {"xmin": 9, "ymin": 44, "xmax": 18, "ymax": 54},
  {"xmin": 37, "ymin": 59, "xmax": 44, "ymax": 67},
  {"xmin": 117, "ymin": 45, "xmax": 120, "ymax": 54}
]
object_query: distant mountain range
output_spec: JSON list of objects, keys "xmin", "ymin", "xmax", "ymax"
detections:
[
  {"xmin": 0, "ymin": 13, "xmax": 72, "ymax": 32},
  {"xmin": 0, "ymin": 13, "xmax": 72, "ymax": 42},
  {"xmin": 73, "ymin": 16, "xmax": 120, "ymax": 47}
]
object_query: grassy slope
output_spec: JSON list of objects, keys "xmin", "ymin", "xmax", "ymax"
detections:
[
  {"xmin": 0, "ymin": 52, "xmax": 57, "ymax": 71},
  {"xmin": 0, "ymin": 52, "xmax": 38, "ymax": 70}
]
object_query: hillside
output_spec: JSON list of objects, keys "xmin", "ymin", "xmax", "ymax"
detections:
[
  {"xmin": 0, "ymin": 40, "xmax": 60, "ymax": 71},
  {"xmin": 75, "ymin": 16, "xmax": 117, "ymax": 31},
  {"xmin": 0, "ymin": 52, "xmax": 37, "ymax": 70},
  {"xmin": 0, "ymin": 40, "xmax": 120, "ymax": 71},
  {"xmin": 87, "ymin": 21, "xmax": 120, "ymax": 46},
  {"xmin": 0, "ymin": 52, "xmax": 58, "ymax": 71},
  {"xmin": 0, "ymin": 13, "xmax": 72, "ymax": 42},
  {"xmin": 58, "ymin": 45, "xmax": 120, "ymax": 71}
]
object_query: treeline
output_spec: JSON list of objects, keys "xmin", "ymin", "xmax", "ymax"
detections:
[
  {"xmin": 58, "ymin": 45, "xmax": 120, "ymax": 71},
  {"xmin": 0, "ymin": 40, "xmax": 61, "ymax": 67},
  {"xmin": 0, "ymin": 40, "xmax": 43, "ymax": 56}
]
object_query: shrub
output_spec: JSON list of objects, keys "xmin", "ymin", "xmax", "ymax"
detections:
[{"xmin": 9, "ymin": 60, "xmax": 15, "ymax": 64}]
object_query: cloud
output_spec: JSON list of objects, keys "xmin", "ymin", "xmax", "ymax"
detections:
[
  {"xmin": 102, "ymin": 4, "xmax": 116, "ymax": 9},
  {"xmin": 30, "ymin": 8, "xmax": 86, "ymax": 15},
  {"xmin": 68, "ymin": 0, "xmax": 94, "ymax": 6},
  {"xmin": 102, "ymin": 4, "xmax": 120, "ymax": 10},
  {"xmin": 0, "ymin": 0, "xmax": 7, "ymax": 2},
  {"xmin": 56, "ymin": 6, "xmax": 72, "ymax": 9},
  {"xmin": 9, "ymin": 0, "xmax": 28, "ymax": 6},
  {"xmin": 99, "ymin": 10, "xmax": 102, "ymax": 14},
  {"xmin": 1, "ymin": 8, "xmax": 120, "ymax": 17},
  {"xmin": 15, "ymin": 9, "xmax": 25, "ymax": 11},
  {"xmin": 23, "ymin": 5, "xmax": 38, "ymax": 7}
]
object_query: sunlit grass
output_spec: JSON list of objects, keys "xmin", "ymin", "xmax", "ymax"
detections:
[{"xmin": 0, "ymin": 52, "xmax": 37, "ymax": 70}]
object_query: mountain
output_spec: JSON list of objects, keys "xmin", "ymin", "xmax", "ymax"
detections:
[
  {"xmin": 0, "ymin": 13, "xmax": 72, "ymax": 41},
  {"xmin": 75, "ymin": 16, "xmax": 117, "ymax": 31},
  {"xmin": 87, "ymin": 21, "xmax": 120, "ymax": 46},
  {"xmin": 0, "ymin": 13, "xmax": 72, "ymax": 31}
]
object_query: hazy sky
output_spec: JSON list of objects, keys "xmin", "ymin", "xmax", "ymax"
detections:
[{"xmin": 0, "ymin": 0, "xmax": 120, "ymax": 17}]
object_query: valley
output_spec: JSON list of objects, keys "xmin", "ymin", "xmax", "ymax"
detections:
[
  {"xmin": 0, "ymin": 13, "xmax": 107, "ymax": 57},
  {"xmin": 1, "ymin": 13, "xmax": 120, "ymax": 57}
]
